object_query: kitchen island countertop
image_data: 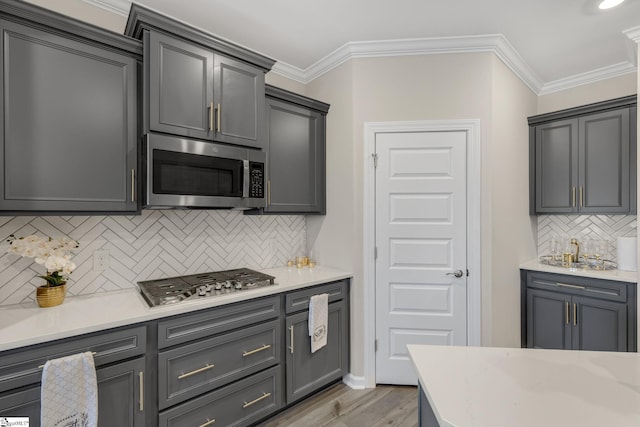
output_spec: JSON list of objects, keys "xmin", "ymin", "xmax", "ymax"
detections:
[
  {"xmin": 0, "ymin": 265, "xmax": 351, "ymax": 352},
  {"xmin": 520, "ymin": 258, "xmax": 637, "ymax": 283},
  {"xmin": 408, "ymin": 344, "xmax": 640, "ymax": 427}
]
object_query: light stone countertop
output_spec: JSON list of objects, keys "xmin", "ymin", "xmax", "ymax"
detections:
[
  {"xmin": 408, "ymin": 344, "xmax": 640, "ymax": 427},
  {"xmin": 520, "ymin": 258, "xmax": 637, "ymax": 283},
  {"xmin": 0, "ymin": 265, "xmax": 352, "ymax": 352}
]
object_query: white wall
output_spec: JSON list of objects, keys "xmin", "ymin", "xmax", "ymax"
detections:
[
  {"xmin": 490, "ymin": 56, "xmax": 538, "ymax": 347},
  {"xmin": 537, "ymin": 73, "xmax": 637, "ymax": 114},
  {"xmin": 22, "ymin": 0, "xmax": 126, "ymax": 32}
]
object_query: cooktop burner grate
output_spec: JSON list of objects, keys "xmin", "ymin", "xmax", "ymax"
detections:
[{"xmin": 137, "ymin": 268, "xmax": 276, "ymax": 307}]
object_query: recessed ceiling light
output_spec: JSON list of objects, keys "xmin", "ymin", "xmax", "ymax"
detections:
[{"xmin": 599, "ymin": 0, "xmax": 625, "ymax": 9}]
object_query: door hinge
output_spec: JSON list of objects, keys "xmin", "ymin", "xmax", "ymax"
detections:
[
  {"xmin": 375, "ymin": 339, "xmax": 378, "ymax": 352},
  {"xmin": 372, "ymin": 153, "xmax": 378, "ymax": 169},
  {"xmin": 374, "ymin": 246, "xmax": 378, "ymax": 260}
]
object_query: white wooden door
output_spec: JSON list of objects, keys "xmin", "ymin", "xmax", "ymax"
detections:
[{"xmin": 375, "ymin": 130, "xmax": 468, "ymax": 385}]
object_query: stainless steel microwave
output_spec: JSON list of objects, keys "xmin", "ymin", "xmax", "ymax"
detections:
[{"xmin": 144, "ymin": 133, "xmax": 266, "ymax": 209}]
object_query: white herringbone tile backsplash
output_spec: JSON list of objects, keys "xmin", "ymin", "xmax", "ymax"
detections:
[
  {"xmin": 537, "ymin": 215, "xmax": 637, "ymax": 261},
  {"xmin": 0, "ymin": 210, "xmax": 306, "ymax": 306}
]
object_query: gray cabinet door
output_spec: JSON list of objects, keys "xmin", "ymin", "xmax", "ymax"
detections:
[
  {"xmin": 526, "ymin": 289, "xmax": 571, "ymax": 349},
  {"xmin": 265, "ymin": 98, "xmax": 325, "ymax": 214},
  {"xmin": 534, "ymin": 119, "xmax": 579, "ymax": 213},
  {"xmin": 0, "ymin": 20, "xmax": 138, "ymax": 213},
  {"xmin": 213, "ymin": 54, "xmax": 264, "ymax": 149},
  {"xmin": 147, "ymin": 31, "xmax": 213, "ymax": 140},
  {"xmin": 0, "ymin": 357, "xmax": 145, "ymax": 427},
  {"xmin": 285, "ymin": 300, "xmax": 347, "ymax": 404},
  {"xmin": 97, "ymin": 357, "xmax": 146, "ymax": 427},
  {"xmin": 572, "ymin": 296, "xmax": 627, "ymax": 352},
  {"xmin": 578, "ymin": 109, "xmax": 630, "ymax": 213}
]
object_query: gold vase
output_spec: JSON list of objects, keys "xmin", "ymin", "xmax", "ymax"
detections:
[{"xmin": 36, "ymin": 283, "xmax": 66, "ymax": 308}]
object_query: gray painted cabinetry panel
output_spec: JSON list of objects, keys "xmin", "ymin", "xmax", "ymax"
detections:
[
  {"xmin": 0, "ymin": 18, "xmax": 138, "ymax": 213},
  {"xmin": 529, "ymin": 95, "xmax": 637, "ymax": 215},
  {"xmin": 146, "ymin": 30, "xmax": 265, "ymax": 149},
  {"xmin": 522, "ymin": 270, "xmax": 636, "ymax": 352},
  {"xmin": 263, "ymin": 85, "xmax": 329, "ymax": 214},
  {"xmin": 0, "ymin": 326, "xmax": 147, "ymax": 426}
]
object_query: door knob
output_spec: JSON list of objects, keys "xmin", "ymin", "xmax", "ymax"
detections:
[{"xmin": 447, "ymin": 270, "xmax": 464, "ymax": 278}]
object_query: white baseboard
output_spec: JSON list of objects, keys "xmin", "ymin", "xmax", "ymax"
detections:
[{"xmin": 342, "ymin": 373, "xmax": 368, "ymax": 389}]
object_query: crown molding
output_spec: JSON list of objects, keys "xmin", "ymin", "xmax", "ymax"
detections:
[
  {"xmin": 539, "ymin": 62, "xmax": 637, "ymax": 95},
  {"xmin": 272, "ymin": 34, "xmax": 544, "ymax": 94},
  {"xmin": 82, "ymin": 0, "xmax": 131, "ymax": 17},
  {"xmin": 624, "ymin": 25, "xmax": 640, "ymax": 44}
]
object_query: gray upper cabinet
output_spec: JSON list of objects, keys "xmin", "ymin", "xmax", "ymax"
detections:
[
  {"xmin": 126, "ymin": 3, "xmax": 274, "ymax": 149},
  {"xmin": 147, "ymin": 31, "xmax": 213, "ymax": 140},
  {"xmin": 0, "ymin": 5, "xmax": 140, "ymax": 214},
  {"xmin": 213, "ymin": 54, "xmax": 265, "ymax": 149},
  {"xmin": 263, "ymin": 85, "xmax": 329, "ymax": 214},
  {"xmin": 529, "ymin": 95, "xmax": 637, "ymax": 215}
]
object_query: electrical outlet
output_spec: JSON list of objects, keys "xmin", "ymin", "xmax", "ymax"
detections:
[{"xmin": 93, "ymin": 249, "xmax": 110, "ymax": 272}]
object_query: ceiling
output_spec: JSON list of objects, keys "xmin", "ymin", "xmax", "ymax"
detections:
[{"xmin": 90, "ymin": 0, "xmax": 640, "ymax": 93}]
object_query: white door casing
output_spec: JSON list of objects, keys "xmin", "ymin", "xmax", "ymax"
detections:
[{"xmin": 362, "ymin": 120, "xmax": 481, "ymax": 389}]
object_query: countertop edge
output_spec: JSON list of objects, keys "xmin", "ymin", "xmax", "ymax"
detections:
[
  {"xmin": 519, "ymin": 258, "xmax": 638, "ymax": 283},
  {"xmin": 0, "ymin": 266, "xmax": 352, "ymax": 352}
]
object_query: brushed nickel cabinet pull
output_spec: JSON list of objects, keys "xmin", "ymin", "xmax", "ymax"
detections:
[
  {"xmin": 139, "ymin": 371, "xmax": 144, "ymax": 412},
  {"xmin": 216, "ymin": 103, "xmax": 221, "ymax": 133},
  {"xmin": 289, "ymin": 325, "xmax": 294, "ymax": 354},
  {"xmin": 243, "ymin": 392, "xmax": 271, "ymax": 409},
  {"xmin": 556, "ymin": 282, "xmax": 586, "ymax": 290},
  {"xmin": 38, "ymin": 351, "xmax": 97, "ymax": 369},
  {"xmin": 178, "ymin": 363, "xmax": 214, "ymax": 380},
  {"xmin": 565, "ymin": 301, "xmax": 569, "ymax": 324},
  {"xmin": 573, "ymin": 303, "xmax": 578, "ymax": 325},
  {"xmin": 131, "ymin": 169, "xmax": 135, "ymax": 202},
  {"xmin": 572, "ymin": 187, "xmax": 576, "ymax": 207},
  {"xmin": 580, "ymin": 187, "xmax": 584, "ymax": 207},
  {"xmin": 209, "ymin": 102, "xmax": 214, "ymax": 131},
  {"xmin": 199, "ymin": 419, "xmax": 216, "ymax": 427},
  {"xmin": 243, "ymin": 344, "xmax": 271, "ymax": 357},
  {"xmin": 267, "ymin": 180, "xmax": 271, "ymax": 206}
]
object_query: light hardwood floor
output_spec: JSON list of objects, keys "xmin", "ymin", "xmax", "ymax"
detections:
[{"xmin": 257, "ymin": 383, "xmax": 419, "ymax": 427}]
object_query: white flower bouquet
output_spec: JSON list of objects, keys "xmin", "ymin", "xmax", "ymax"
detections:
[{"xmin": 7, "ymin": 234, "xmax": 79, "ymax": 287}]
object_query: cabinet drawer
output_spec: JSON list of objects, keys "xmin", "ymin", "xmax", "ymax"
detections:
[
  {"xmin": 158, "ymin": 319, "xmax": 280, "ymax": 409},
  {"xmin": 285, "ymin": 280, "xmax": 347, "ymax": 314},
  {"xmin": 0, "ymin": 325, "xmax": 146, "ymax": 393},
  {"xmin": 526, "ymin": 271, "xmax": 627, "ymax": 302},
  {"xmin": 157, "ymin": 295, "xmax": 280, "ymax": 349},
  {"xmin": 159, "ymin": 366, "xmax": 282, "ymax": 427}
]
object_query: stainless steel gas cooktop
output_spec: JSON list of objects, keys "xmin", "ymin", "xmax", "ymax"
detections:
[{"xmin": 137, "ymin": 268, "xmax": 276, "ymax": 307}]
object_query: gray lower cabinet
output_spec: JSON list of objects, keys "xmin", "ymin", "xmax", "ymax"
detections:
[
  {"xmin": 0, "ymin": 12, "xmax": 139, "ymax": 213},
  {"xmin": 529, "ymin": 95, "xmax": 637, "ymax": 214},
  {"xmin": 284, "ymin": 280, "xmax": 349, "ymax": 404},
  {"xmin": 0, "ymin": 325, "xmax": 147, "ymax": 426},
  {"xmin": 522, "ymin": 270, "xmax": 636, "ymax": 352},
  {"xmin": 0, "ymin": 358, "xmax": 145, "ymax": 427},
  {"xmin": 263, "ymin": 85, "xmax": 329, "ymax": 214},
  {"xmin": 145, "ymin": 28, "xmax": 265, "ymax": 149}
]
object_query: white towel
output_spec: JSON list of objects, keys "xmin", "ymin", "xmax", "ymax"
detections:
[
  {"xmin": 309, "ymin": 293, "xmax": 329, "ymax": 353},
  {"xmin": 41, "ymin": 351, "xmax": 98, "ymax": 427}
]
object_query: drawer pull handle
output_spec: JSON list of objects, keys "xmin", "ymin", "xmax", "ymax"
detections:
[
  {"xmin": 38, "ymin": 351, "xmax": 97, "ymax": 369},
  {"xmin": 178, "ymin": 363, "xmax": 214, "ymax": 380},
  {"xmin": 199, "ymin": 418, "xmax": 216, "ymax": 427},
  {"xmin": 243, "ymin": 344, "xmax": 271, "ymax": 357},
  {"xmin": 556, "ymin": 282, "xmax": 586, "ymax": 290},
  {"xmin": 289, "ymin": 325, "xmax": 294, "ymax": 354},
  {"xmin": 243, "ymin": 392, "xmax": 271, "ymax": 409},
  {"xmin": 139, "ymin": 371, "xmax": 144, "ymax": 412}
]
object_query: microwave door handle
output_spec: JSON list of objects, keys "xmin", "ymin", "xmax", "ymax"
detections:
[{"xmin": 243, "ymin": 160, "xmax": 250, "ymax": 198}]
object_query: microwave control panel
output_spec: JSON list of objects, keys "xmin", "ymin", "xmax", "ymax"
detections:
[{"xmin": 249, "ymin": 163, "xmax": 264, "ymax": 198}]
